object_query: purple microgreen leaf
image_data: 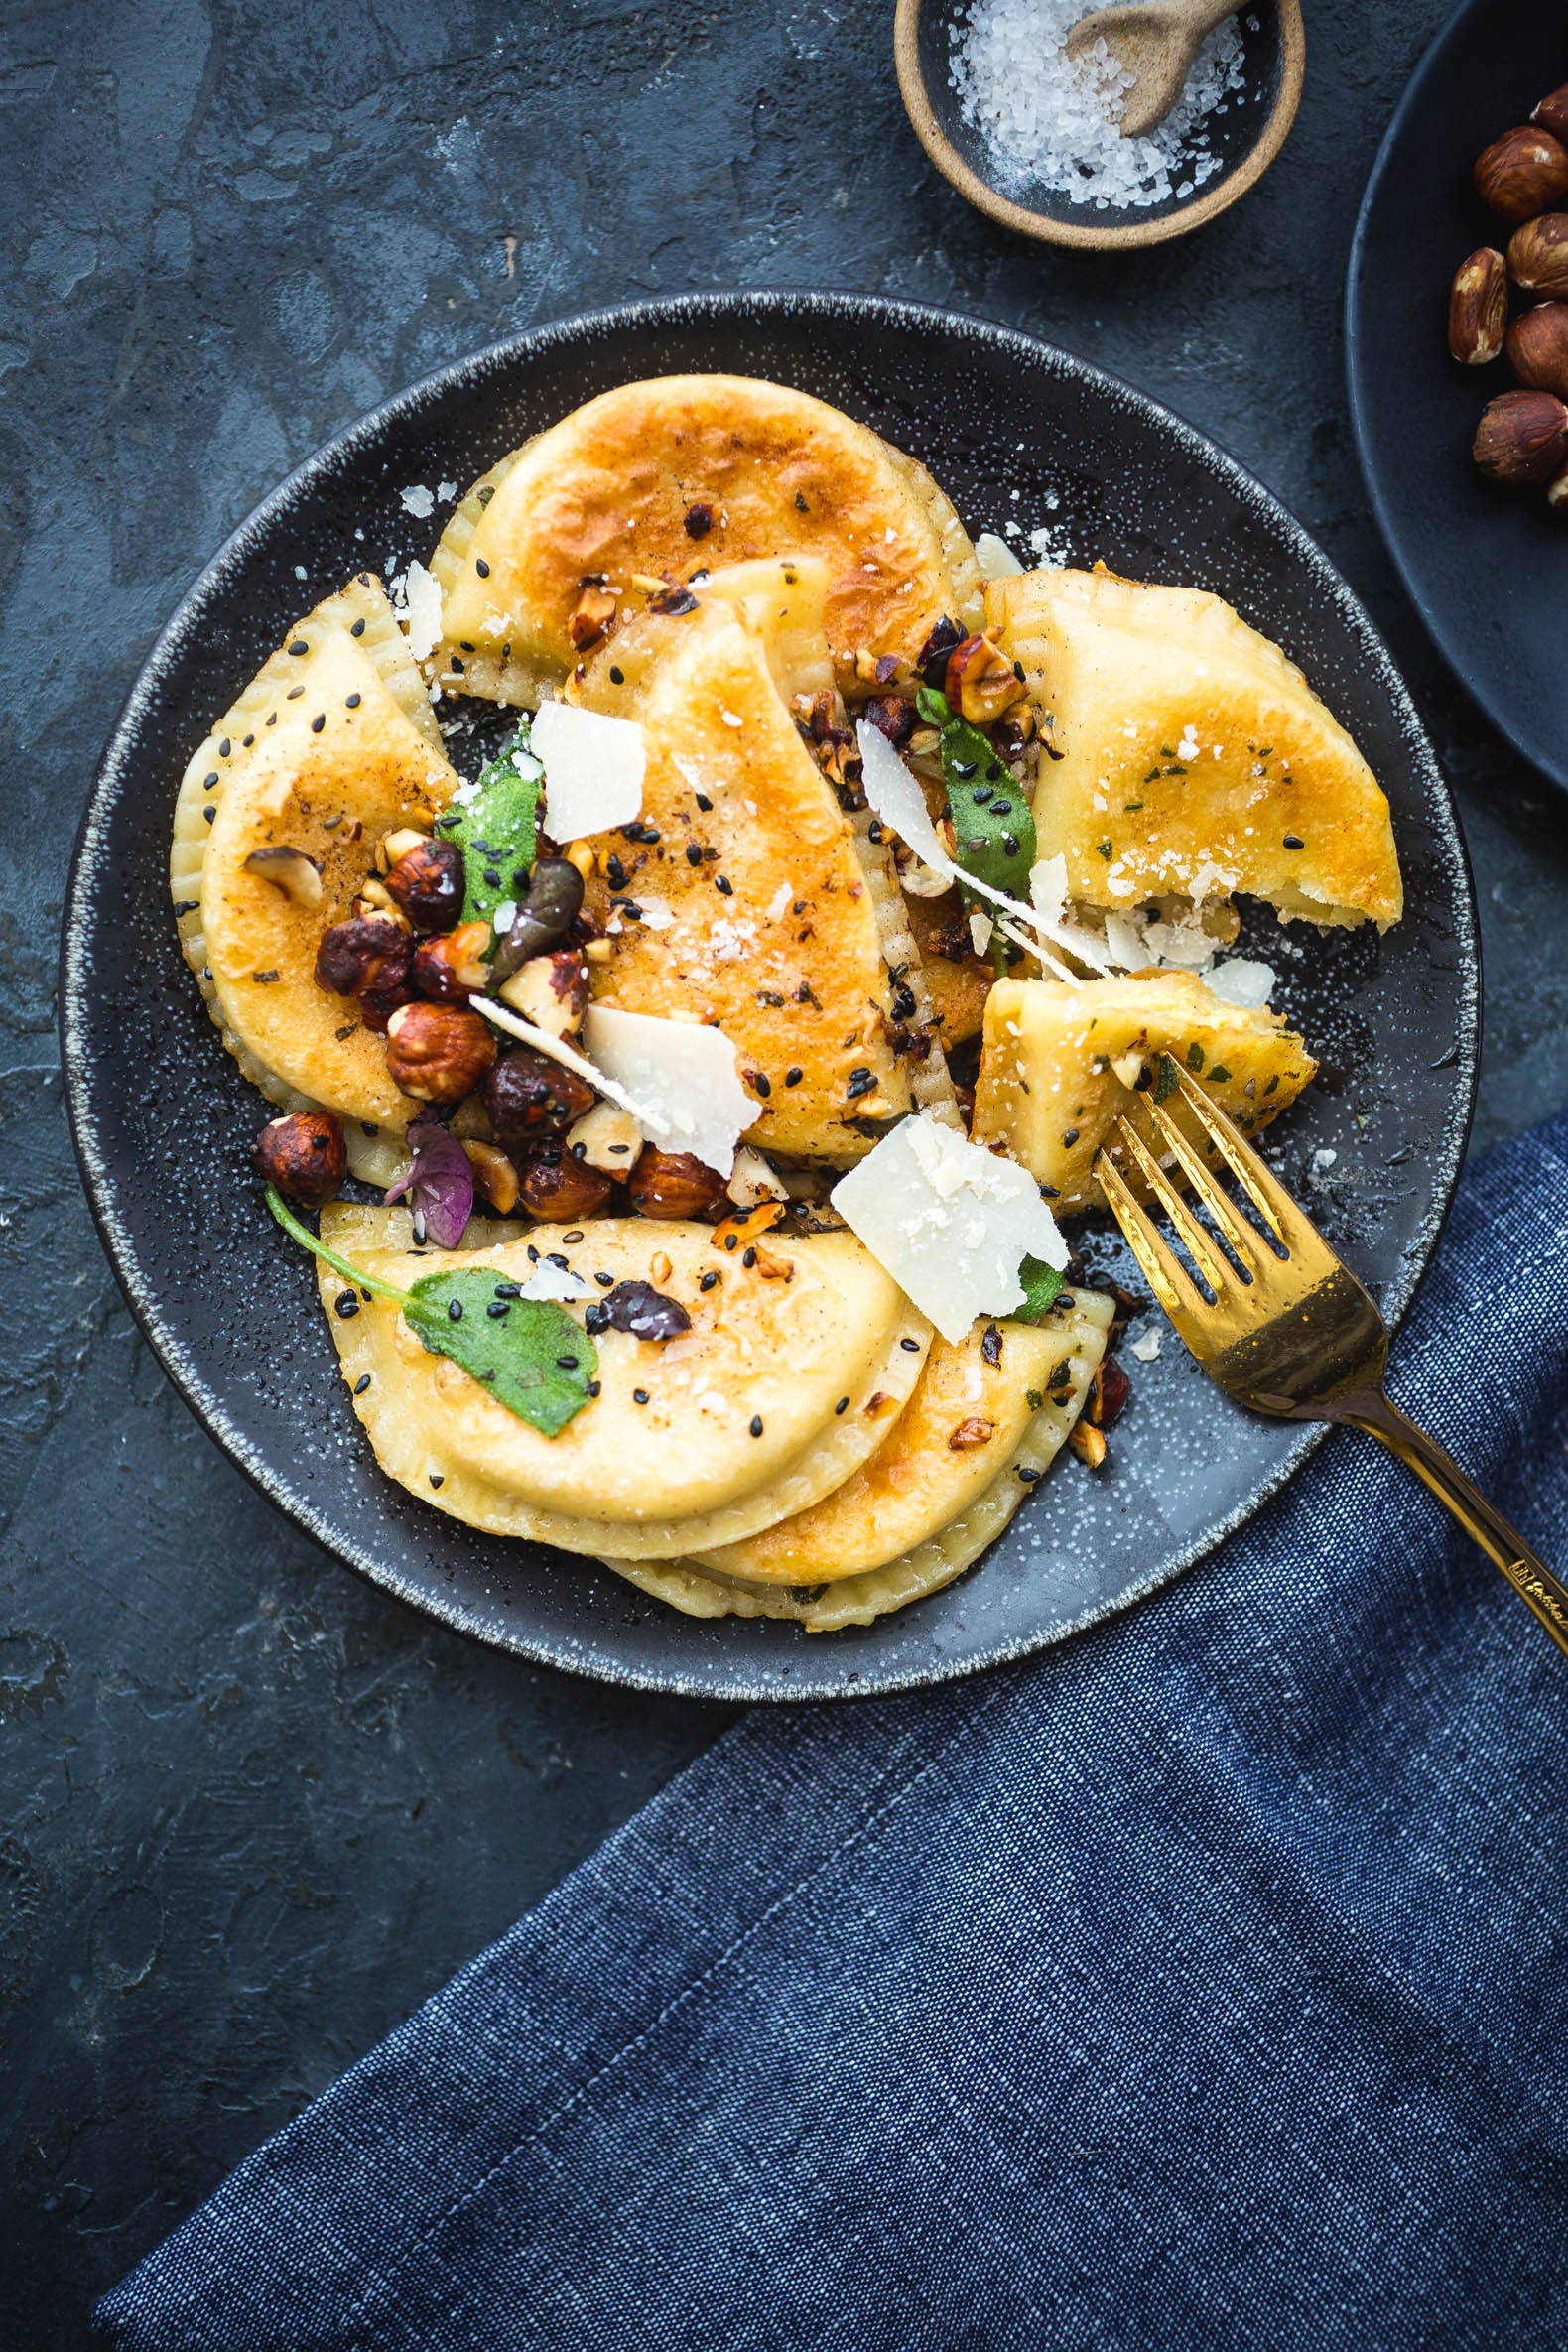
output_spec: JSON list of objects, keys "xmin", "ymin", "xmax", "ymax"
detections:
[{"xmin": 384, "ymin": 1117, "xmax": 474, "ymax": 1249}]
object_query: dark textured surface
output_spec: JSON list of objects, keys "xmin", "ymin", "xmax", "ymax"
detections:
[{"xmin": 5, "ymin": 0, "xmax": 1567, "ymax": 2339}]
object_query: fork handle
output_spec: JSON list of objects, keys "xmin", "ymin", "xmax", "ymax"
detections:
[{"xmin": 1349, "ymin": 1394, "xmax": 1568, "ymax": 1660}]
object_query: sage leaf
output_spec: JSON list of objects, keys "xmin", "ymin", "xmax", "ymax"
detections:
[
  {"xmin": 1013, "ymin": 1256, "xmax": 1066, "ymax": 1323},
  {"xmin": 921, "ymin": 690, "xmax": 1036, "ymax": 966},
  {"xmin": 403, "ymin": 1269, "xmax": 598, "ymax": 1436},
  {"xmin": 436, "ymin": 727, "xmax": 543, "ymax": 924}
]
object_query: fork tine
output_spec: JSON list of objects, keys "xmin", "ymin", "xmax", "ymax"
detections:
[
  {"xmin": 1094, "ymin": 1151, "xmax": 1214, "ymax": 1333},
  {"xmin": 1171, "ymin": 1067, "xmax": 1305, "ymax": 1251},
  {"xmin": 1141, "ymin": 1097, "xmax": 1266, "ymax": 1274},
  {"xmin": 1110, "ymin": 1121, "xmax": 1236, "ymax": 1297}
]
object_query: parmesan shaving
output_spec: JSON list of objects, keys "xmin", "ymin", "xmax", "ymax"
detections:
[
  {"xmin": 974, "ymin": 530, "xmax": 1025, "ymax": 580},
  {"xmin": 396, "ymin": 560, "xmax": 444, "ymax": 661},
  {"xmin": 519, "ymin": 1264, "xmax": 589, "ymax": 1303},
  {"xmin": 531, "ymin": 700, "xmax": 645, "ymax": 841},
  {"xmin": 831, "ymin": 1111, "xmax": 1068, "ymax": 1345},
  {"xmin": 1204, "ymin": 958, "xmax": 1277, "ymax": 1009}
]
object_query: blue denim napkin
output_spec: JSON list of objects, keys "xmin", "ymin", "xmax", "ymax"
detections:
[{"xmin": 97, "ymin": 1115, "xmax": 1568, "ymax": 2351}]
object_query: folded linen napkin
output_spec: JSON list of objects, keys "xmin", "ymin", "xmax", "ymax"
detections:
[{"xmin": 97, "ymin": 1115, "xmax": 1568, "ymax": 2351}]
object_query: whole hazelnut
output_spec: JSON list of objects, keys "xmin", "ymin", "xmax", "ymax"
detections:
[
  {"xmin": 518, "ymin": 1153, "xmax": 614, "ymax": 1223},
  {"xmin": 626, "ymin": 1148, "xmax": 729, "ymax": 1222},
  {"xmin": 1447, "ymin": 248, "xmax": 1508, "ymax": 364},
  {"xmin": 482, "ymin": 1047, "xmax": 596, "ymax": 1147},
  {"xmin": 1532, "ymin": 84, "xmax": 1568, "ymax": 145},
  {"xmin": 1474, "ymin": 124, "xmax": 1568, "ymax": 222},
  {"xmin": 384, "ymin": 1000, "xmax": 496, "ymax": 1103},
  {"xmin": 1547, "ymin": 459, "xmax": 1568, "ymax": 517},
  {"xmin": 942, "ymin": 633, "xmax": 1024, "ymax": 726},
  {"xmin": 254, "ymin": 1111, "xmax": 346, "ymax": 1205},
  {"xmin": 314, "ymin": 915, "xmax": 414, "ymax": 1033},
  {"xmin": 411, "ymin": 920, "xmax": 492, "ymax": 1003},
  {"xmin": 1473, "ymin": 389, "xmax": 1568, "ymax": 486},
  {"xmin": 1507, "ymin": 212, "xmax": 1568, "ymax": 299},
  {"xmin": 383, "ymin": 838, "xmax": 465, "ymax": 933},
  {"xmin": 1504, "ymin": 303, "xmax": 1568, "ymax": 401}
]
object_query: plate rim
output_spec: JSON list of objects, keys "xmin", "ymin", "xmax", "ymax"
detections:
[
  {"xmin": 1344, "ymin": 0, "xmax": 1567, "ymax": 796},
  {"xmin": 59, "ymin": 287, "xmax": 1481, "ymax": 1702}
]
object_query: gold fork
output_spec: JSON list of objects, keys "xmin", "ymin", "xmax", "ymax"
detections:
[{"xmin": 1095, "ymin": 1065, "xmax": 1568, "ymax": 1659}]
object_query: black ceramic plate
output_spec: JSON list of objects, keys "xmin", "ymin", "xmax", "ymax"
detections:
[
  {"xmin": 1347, "ymin": 0, "xmax": 1568, "ymax": 792},
  {"xmin": 61, "ymin": 293, "xmax": 1477, "ymax": 1703}
]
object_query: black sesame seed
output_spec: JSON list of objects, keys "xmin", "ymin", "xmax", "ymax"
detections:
[
  {"xmin": 556, "ymin": 1356, "xmax": 579, "ymax": 1371},
  {"xmin": 715, "ymin": 874, "xmax": 733, "ymax": 896},
  {"xmin": 563, "ymin": 1230, "xmax": 584, "ymax": 1244},
  {"xmin": 350, "ymin": 618, "xmax": 365, "ymax": 637},
  {"xmin": 345, "ymin": 692, "xmax": 361, "ymax": 708},
  {"xmin": 1062, "ymin": 1128, "xmax": 1080, "ymax": 1148},
  {"xmin": 1039, "ymin": 1183, "xmax": 1061, "ymax": 1199},
  {"xmin": 594, "ymin": 1271, "xmax": 615, "ymax": 1287},
  {"xmin": 900, "ymin": 1336, "xmax": 921, "ymax": 1352},
  {"xmin": 487, "ymin": 1302, "xmax": 510, "ymax": 1319},
  {"xmin": 686, "ymin": 843, "xmax": 703, "ymax": 866},
  {"xmin": 494, "ymin": 1281, "xmax": 521, "ymax": 1297},
  {"xmin": 242, "ymin": 733, "xmax": 254, "ymax": 747},
  {"xmin": 287, "ymin": 685, "xmax": 304, "ymax": 699},
  {"xmin": 288, "ymin": 639, "xmax": 309, "ymax": 656},
  {"xmin": 203, "ymin": 806, "xmax": 216, "ymax": 823},
  {"xmin": 609, "ymin": 665, "xmax": 624, "ymax": 685},
  {"xmin": 546, "ymin": 1251, "xmax": 569, "ymax": 1268},
  {"xmin": 723, "ymin": 1234, "xmax": 738, "ymax": 1251},
  {"xmin": 1001, "ymin": 834, "xmax": 1019, "ymax": 856},
  {"xmin": 353, "ymin": 1372, "xmax": 371, "ymax": 1394},
  {"xmin": 836, "ymin": 1396, "xmax": 849, "ymax": 1414},
  {"xmin": 784, "ymin": 1067, "xmax": 803, "ymax": 1087},
  {"xmin": 1282, "ymin": 834, "xmax": 1304, "ymax": 850},
  {"xmin": 633, "ymin": 1388, "xmax": 649, "ymax": 1405},
  {"xmin": 334, "ymin": 1291, "xmax": 359, "ymax": 1318},
  {"xmin": 483, "ymin": 868, "xmax": 501, "ymax": 889},
  {"xmin": 695, "ymin": 792, "xmax": 713, "ymax": 812},
  {"xmin": 475, "ymin": 556, "xmax": 490, "ymax": 577},
  {"xmin": 742, "ymin": 1246, "xmax": 757, "ymax": 1268},
  {"xmin": 699, "ymin": 1270, "xmax": 719, "ymax": 1291},
  {"xmin": 749, "ymin": 1415, "xmax": 764, "ymax": 1437},
  {"xmin": 311, "ymin": 713, "xmax": 326, "ymax": 733},
  {"xmin": 173, "ymin": 900, "xmax": 196, "ymax": 917},
  {"xmin": 586, "ymin": 1380, "xmax": 601, "ymax": 1397},
  {"xmin": 846, "ymin": 1067, "xmax": 875, "ymax": 1100},
  {"xmin": 217, "ymin": 737, "xmax": 231, "ymax": 758},
  {"xmin": 752, "ymin": 1072, "xmax": 771, "ymax": 1098},
  {"xmin": 447, "ymin": 1299, "xmax": 463, "ymax": 1322},
  {"xmin": 1017, "ymin": 1465, "xmax": 1042, "ymax": 1484}
]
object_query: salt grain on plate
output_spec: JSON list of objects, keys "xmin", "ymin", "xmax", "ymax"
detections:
[
  {"xmin": 400, "ymin": 483, "xmax": 436, "ymax": 519},
  {"xmin": 949, "ymin": 0, "xmax": 1246, "ymax": 212}
]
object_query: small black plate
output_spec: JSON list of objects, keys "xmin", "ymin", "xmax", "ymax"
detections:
[
  {"xmin": 61, "ymin": 293, "xmax": 1477, "ymax": 1703},
  {"xmin": 1347, "ymin": 0, "xmax": 1568, "ymax": 792}
]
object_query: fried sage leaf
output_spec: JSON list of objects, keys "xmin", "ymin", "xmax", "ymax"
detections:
[
  {"xmin": 1012, "ymin": 1254, "xmax": 1067, "ymax": 1323},
  {"xmin": 265, "ymin": 1186, "xmax": 597, "ymax": 1437},
  {"xmin": 436, "ymin": 727, "xmax": 544, "ymax": 924},
  {"xmin": 916, "ymin": 686, "xmax": 1036, "ymax": 935}
]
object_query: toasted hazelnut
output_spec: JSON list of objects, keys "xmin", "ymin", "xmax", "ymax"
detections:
[
  {"xmin": 518, "ymin": 1153, "xmax": 614, "ymax": 1222},
  {"xmin": 725, "ymin": 1145, "xmax": 786, "ymax": 1211},
  {"xmin": 460, "ymin": 1137, "xmax": 520, "ymax": 1214},
  {"xmin": 495, "ymin": 948, "xmax": 589, "ymax": 1039},
  {"xmin": 411, "ymin": 920, "xmax": 492, "ymax": 1003},
  {"xmin": 483, "ymin": 1047, "xmax": 595, "ymax": 1146},
  {"xmin": 1547, "ymin": 458, "xmax": 1568, "ymax": 515},
  {"xmin": 948, "ymin": 1416, "xmax": 994, "ymax": 1451},
  {"xmin": 1507, "ymin": 212, "xmax": 1568, "ymax": 299},
  {"xmin": 627, "ymin": 1148, "xmax": 729, "ymax": 1222},
  {"xmin": 943, "ymin": 633, "xmax": 1024, "ymax": 726},
  {"xmin": 243, "ymin": 845, "xmax": 324, "ymax": 907},
  {"xmin": 569, "ymin": 584, "xmax": 618, "ymax": 650},
  {"xmin": 1448, "ymin": 248, "xmax": 1508, "ymax": 363},
  {"xmin": 1473, "ymin": 388, "xmax": 1568, "ymax": 485},
  {"xmin": 1474, "ymin": 124, "xmax": 1568, "ymax": 222},
  {"xmin": 1087, "ymin": 1356, "xmax": 1131, "ymax": 1430},
  {"xmin": 1069, "ymin": 1419, "xmax": 1108, "ymax": 1468},
  {"xmin": 1532, "ymin": 84, "xmax": 1568, "ymax": 145},
  {"xmin": 383, "ymin": 838, "xmax": 464, "ymax": 933},
  {"xmin": 565, "ymin": 1099, "xmax": 644, "ymax": 1173},
  {"xmin": 859, "ymin": 691, "xmax": 916, "ymax": 749},
  {"xmin": 1505, "ymin": 303, "xmax": 1568, "ymax": 400},
  {"xmin": 314, "ymin": 916, "xmax": 414, "ymax": 1032},
  {"xmin": 254, "ymin": 1111, "xmax": 345, "ymax": 1204},
  {"xmin": 384, "ymin": 1001, "xmax": 495, "ymax": 1103},
  {"xmin": 381, "ymin": 826, "xmax": 431, "ymax": 868}
]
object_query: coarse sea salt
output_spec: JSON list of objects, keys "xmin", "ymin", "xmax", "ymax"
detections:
[{"xmin": 949, "ymin": 0, "xmax": 1248, "ymax": 212}]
